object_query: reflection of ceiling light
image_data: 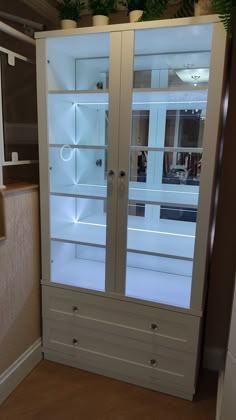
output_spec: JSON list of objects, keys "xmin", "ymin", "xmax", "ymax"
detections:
[
  {"xmin": 191, "ymin": 75, "xmax": 201, "ymax": 81},
  {"xmin": 176, "ymin": 68, "xmax": 209, "ymax": 84}
]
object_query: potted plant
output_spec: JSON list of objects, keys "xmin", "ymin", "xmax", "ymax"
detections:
[
  {"xmin": 194, "ymin": 0, "xmax": 214, "ymax": 16},
  {"xmin": 212, "ymin": 0, "xmax": 236, "ymax": 37},
  {"xmin": 120, "ymin": 0, "xmax": 146, "ymax": 22},
  {"xmin": 56, "ymin": 0, "xmax": 84, "ymax": 29},
  {"xmin": 175, "ymin": 0, "xmax": 235, "ymax": 37},
  {"xmin": 140, "ymin": 0, "xmax": 168, "ymax": 21},
  {"xmin": 89, "ymin": 0, "xmax": 118, "ymax": 25}
]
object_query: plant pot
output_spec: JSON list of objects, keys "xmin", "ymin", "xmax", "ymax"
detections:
[
  {"xmin": 194, "ymin": 0, "xmax": 214, "ymax": 16},
  {"xmin": 129, "ymin": 10, "xmax": 143, "ymax": 23},
  {"xmin": 61, "ymin": 19, "xmax": 77, "ymax": 29},
  {"xmin": 92, "ymin": 15, "xmax": 109, "ymax": 26}
]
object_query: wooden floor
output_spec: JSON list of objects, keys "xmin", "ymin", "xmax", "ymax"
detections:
[{"xmin": 0, "ymin": 361, "xmax": 218, "ymax": 420}]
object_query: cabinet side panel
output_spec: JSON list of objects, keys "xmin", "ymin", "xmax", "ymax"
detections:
[
  {"xmin": 190, "ymin": 23, "xmax": 227, "ymax": 312},
  {"xmin": 36, "ymin": 39, "xmax": 50, "ymax": 281}
]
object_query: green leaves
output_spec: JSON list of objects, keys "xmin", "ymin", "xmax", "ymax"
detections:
[
  {"xmin": 88, "ymin": 0, "xmax": 118, "ymax": 16},
  {"xmin": 140, "ymin": 0, "xmax": 168, "ymax": 21},
  {"xmin": 175, "ymin": 0, "xmax": 235, "ymax": 37},
  {"xmin": 212, "ymin": 0, "xmax": 234, "ymax": 36},
  {"xmin": 56, "ymin": 0, "xmax": 85, "ymax": 20}
]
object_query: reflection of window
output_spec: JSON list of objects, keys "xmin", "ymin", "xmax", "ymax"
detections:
[
  {"xmin": 163, "ymin": 109, "xmax": 204, "ymax": 187},
  {"xmin": 160, "ymin": 206, "xmax": 197, "ymax": 223},
  {"xmin": 165, "ymin": 109, "xmax": 205, "ymax": 148},
  {"xmin": 162, "ymin": 152, "xmax": 202, "ymax": 186},
  {"xmin": 130, "ymin": 110, "xmax": 149, "ymax": 184},
  {"xmin": 129, "ymin": 111, "xmax": 149, "ymax": 217},
  {"xmin": 162, "ymin": 109, "xmax": 204, "ymax": 223}
]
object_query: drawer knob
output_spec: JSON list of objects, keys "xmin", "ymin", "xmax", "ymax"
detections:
[
  {"xmin": 150, "ymin": 323, "xmax": 158, "ymax": 332},
  {"xmin": 72, "ymin": 306, "xmax": 79, "ymax": 313},
  {"xmin": 149, "ymin": 359, "xmax": 157, "ymax": 367},
  {"xmin": 72, "ymin": 338, "xmax": 78, "ymax": 345}
]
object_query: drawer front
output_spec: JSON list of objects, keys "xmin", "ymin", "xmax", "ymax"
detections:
[
  {"xmin": 43, "ymin": 319, "xmax": 153, "ymax": 366},
  {"xmin": 44, "ymin": 349, "xmax": 195, "ymax": 400},
  {"xmin": 42, "ymin": 285, "xmax": 200, "ymax": 353},
  {"xmin": 43, "ymin": 319, "xmax": 197, "ymax": 388}
]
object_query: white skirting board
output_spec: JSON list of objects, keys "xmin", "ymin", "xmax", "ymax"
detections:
[
  {"xmin": 203, "ymin": 347, "xmax": 225, "ymax": 371},
  {"xmin": 0, "ymin": 338, "xmax": 42, "ymax": 404}
]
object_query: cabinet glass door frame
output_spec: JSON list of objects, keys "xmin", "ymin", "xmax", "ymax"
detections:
[
  {"xmin": 36, "ymin": 31, "xmax": 123, "ymax": 293},
  {"xmin": 114, "ymin": 22, "xmax": 227, "ymax": 313}
]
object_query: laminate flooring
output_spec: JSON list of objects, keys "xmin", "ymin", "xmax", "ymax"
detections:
[{"xmin": 0, "ymin": 361, "xmax": 218, "ymax": 420}]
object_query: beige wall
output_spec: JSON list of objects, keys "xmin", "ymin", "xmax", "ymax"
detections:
[{"xmin": 0, "ymin": 188, "xmax": 41, "ymax": 374}]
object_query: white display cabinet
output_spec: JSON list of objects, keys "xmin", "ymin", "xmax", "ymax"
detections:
[{"xmin": 36, "ymin": 16, "xmax": 227, "ymax": 399}]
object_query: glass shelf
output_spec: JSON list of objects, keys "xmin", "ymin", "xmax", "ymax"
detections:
[
  {"xmin": 130, "ymin": 146, "xmax": 203, "ymax": 153},
  {"xmin": 127, "ymin": 215, "xmax": 195, "ymax": 260},
  {"xmin": 129, "ymin": 184, "xmax": 199, "ymax": 208},
  {"xmin": 50, "ymin": 182, "xmax": 198, "ymax": 207},
  {"xmin": 49, "ymin": 144, "xmax": 108, "ymax": 149},
  {"xmin": 50, "ymin": 184, "xmax": 107, "ymax": 200},
  {"xmin": 51, "ymin": 241, "xmax": 105, "ymax": 291},
  {"xmin": 125, "ymin": 264, "xmax": 192, "ymax": 308},
  {"xmin": 50, "ymin": 210, "xmax": 195, "ymax": 260},
  {"xmin": 132, "ymin": 89, "xmax": 208, "ymax": 109},
  {"xmin": 51, "ymin": 221, "xmax": 106, "ymax": 248},
  {"xmin": 48, "ymin": 90, "xmax": 109, "ymax": 104}
]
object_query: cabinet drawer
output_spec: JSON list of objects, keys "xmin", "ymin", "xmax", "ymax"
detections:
[
  {"xmin": 43, "ymin": 319, "xmax": 197, "ymax": 388},
  {"xmin": 43, "ymin": 319, "xmax": 153, "ymax": 366},
  {"xmin": 42, "ymin": 285, "xmax": 200, "ymax": 353}
]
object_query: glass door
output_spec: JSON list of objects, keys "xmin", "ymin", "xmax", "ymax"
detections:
[
  {"xmin": 118, "ymin": 24, "xmax": 214, "ymax": 308},
  {"xmin": 46, "ymin": 32, "xmax": 120, "ymax": 292}
]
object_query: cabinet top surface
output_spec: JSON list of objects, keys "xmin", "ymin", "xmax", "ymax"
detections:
[{"xmin": 35, "ymin": 15, "xmax": 220, "ymax": 40}]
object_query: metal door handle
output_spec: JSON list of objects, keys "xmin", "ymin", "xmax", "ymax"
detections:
[
  {"xmin": 119, "ymin": 170, "xmax": 126, "ymax": 178},
  {"xmin": 108, "ymin": 169, "xmax": 115, "ymax": 178}
]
